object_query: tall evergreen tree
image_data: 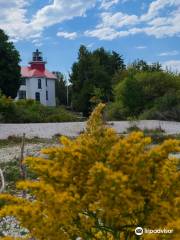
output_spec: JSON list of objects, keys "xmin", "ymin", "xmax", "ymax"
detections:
[
  {"xmin": 54, "ymin": 72, "xmax": 67, "ymax": 106},
  {"xmin": 70, "ymin": 45, "xmax": 125, "ymax": 115},
  {"xmin": 0, "ymin": 29, "xmax": 21, "ymax": 98},
  {"xmin": 131, "ymin": 59, "xmax": 162, "ymax": 72},
  {"xmin": 70, "ymin": 45, "xmax": 94, "ymax": 115}
]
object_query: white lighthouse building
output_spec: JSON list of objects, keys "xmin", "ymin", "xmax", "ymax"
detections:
[{"xmin": 17, "ymin": 49, "xmax": 57, "ymax": 106}]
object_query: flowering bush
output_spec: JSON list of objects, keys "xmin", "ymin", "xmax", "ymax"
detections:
[{"xmin": 0, "ymin": 104, "xmax": 180, "ymax": 239}]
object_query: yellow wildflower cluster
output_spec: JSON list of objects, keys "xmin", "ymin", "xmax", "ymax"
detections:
[{"xmin": 0, "ymin": 104, "xmax": 180, "ymax": 239}]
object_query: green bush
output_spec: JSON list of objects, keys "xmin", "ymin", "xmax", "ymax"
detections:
[
  {"xmin": 0, "ymin": 96, "xmax": 78, "ymax": 123},
  {"xmin": 105, "ymin": 102, "xmax": 127, "ymax": 120},
  {"xmin": 108, "ymin": 71, "xmax": 180, "ymax": 121},
  {"xmin": 139, "ymin": 91, "xmax": 180, "ymax": 121}
]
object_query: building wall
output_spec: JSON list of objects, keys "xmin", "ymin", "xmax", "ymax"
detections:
[
  {"xmin": 30, "ymin": 77, "xmax": 46, "ymax": 105},
  {"xmin": 16, "ymin": 77, "xmax": 56, "ymax": 106},
  {"xmin": 47, "ymin": 79, "xmax": 56, "ymax": 106}
]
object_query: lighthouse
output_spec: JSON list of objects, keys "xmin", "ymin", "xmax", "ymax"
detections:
[{"xmin": 17, "ymin": 49, "xmax": 57, "ymax": 106}]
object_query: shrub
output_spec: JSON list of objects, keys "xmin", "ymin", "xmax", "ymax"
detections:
[
  {"xmin": 105, "ymin": 102, "xmax": 127, "ymax": 120},
  {"xmin": 110, "ymin": 71, "xmax": 180, "ymax": 121},
  {"xmin": 0, "ymin": 95, "xmax": 17, "ymax": 123},
  {"xmin": 138, "ymin": 89, "xmax": 180, "ymax": 121},
  {"xmin": 0, "ymin": 95, "xmax": 78, "ymax": 123},
  {"xmin": 0, "ymin": 104, "xmax": 180, "ymax": 239}
]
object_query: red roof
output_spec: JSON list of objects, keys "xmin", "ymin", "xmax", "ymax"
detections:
[{"xmin": 21, "ymin": 66, "xmax": 57, "ymax": 79}]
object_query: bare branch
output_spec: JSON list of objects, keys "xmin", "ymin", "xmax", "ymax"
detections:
[{"xmin": 0, "ymin": 168, "xmax": 5, "ymax": 193}]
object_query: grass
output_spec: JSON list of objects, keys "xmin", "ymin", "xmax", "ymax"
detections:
[
  {"xmin": 0, "ymin": 136, "xmax": 61, "ymax": 193},
  {"xmin": 0, "ymin": 160, "xmax": 37, "ymax": 193}
]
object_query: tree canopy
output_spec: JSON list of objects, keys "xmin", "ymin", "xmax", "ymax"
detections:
[
  {"xmin": 107, "ymin": 70, "xmax": 180, "ymax": 121},
  {"xmin": 70, "ymin": 45, "xmax": 125, "ymax": 116},
  {"xmin": 0, "ymin": 104, "xmax": 180, "ymax": 240},
  {"xmin": 0, "ymin": 29, "xmax": 21, "ymax": 98},
  {"xmin": 131, "ymin": 59, "xmax": 162, "ymax": 72},
  {"xmin": 54, "ymin": 72, "xmax": 68, "ymax": 106}
]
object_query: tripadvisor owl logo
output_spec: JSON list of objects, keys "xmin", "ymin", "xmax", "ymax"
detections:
[
  {"xmin": 135, "ymin": 227, "xmax": 143, "ymax": 235},
  {"xmin": 135, "ymin": 227, "xmax": 174, "ymax": 236}
]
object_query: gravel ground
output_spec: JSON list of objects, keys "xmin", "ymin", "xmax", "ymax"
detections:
[
  {"xmin": 0, "ymin": 122, "xmax": 85, "ymax": 139},
  {"xmin": 0, "ymin": 120, "xmax": 180, "ymax": 163},
  {"xmin": 0, "ymin": 143, "xmax": 56, "ymax": 163},
  {"xmin": 0, "ymin": 120, "xmax": 180, "ymax": 140}
]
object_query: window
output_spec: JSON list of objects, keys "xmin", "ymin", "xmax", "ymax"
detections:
[
  {"xmin": 35, "ymin": 92, "xmax": 40, "ymax": 102},
  {"xmin": 46, "ymin": 91, "xmax": 48, "ymax": 100},
  {"xmin": 21, "ymin": 78, "xmax": 26, "ymax": 86},
  {"xmin": 19, "ymin": 91, "xmax": 26, "ymax": 99},
  {"xmin": 38, "ymin": 79, "xmax": 42, "ymax": 89},
  {"xmin": 46, "ymin": 79, "xmax": 48, "ymax": 86}
]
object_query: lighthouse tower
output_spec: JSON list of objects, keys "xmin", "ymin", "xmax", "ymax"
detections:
[
  {"xmin": 17, "ymin": 49, "xmax": 57, "ymax": 106},
  {"xmin": 29, "ymin": 49, "xmax": 46, "ymax": 71}
]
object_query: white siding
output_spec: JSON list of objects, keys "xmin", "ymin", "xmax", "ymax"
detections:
[
  {"xmin": 46, "ymin": 79, "xmax": 56, "ymax": 106},
  {"xmin": 29, "ymin": 77, "xmax": 46, "ymax": 105},
  {"xmin": 16, "ymin": 77, "xmax": 56, "ymax": 106}
]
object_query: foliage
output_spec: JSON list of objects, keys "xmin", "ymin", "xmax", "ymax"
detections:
[
  {"xmin": 107, "ymin": 71, "xmax": 180, "ymax": 120},
  {"xmin": 0, "ymin": 29, "xmax": 21, "ymax": 98},
  {"xmin": 105, "ymin": 101, "xmax": 127, "ymax": 120},
  {"xmin": 130, "ymin": 59, "xmax": 162, "ymax": 72},
  {"xmin": 0, "ymin": 96, "xmax": 78, "ymax": 123},
  {"xmin": 120, "ymin": 76, "xmax": 145, "ymax": 116},
  {"xmin": 139, "ymin": 91, "xmax": 180, "ymax": 121},
  {"xmin": 54, "ymin": 72, "xmax": 68, "ymax": 106},
  {"xmin": 0, "ymin": 104, "xmax": 180, "ymax": 239},
  {"xmin": 0, "ymin": 161, "xmax": 20, "ymax": 192},
  {"xmin": 0, "ymin": 160, "xmax": 37, "ymax": 194},
  {"xmin": 70, "ymin": 45, "xmax": 125, "ymax": 116}
]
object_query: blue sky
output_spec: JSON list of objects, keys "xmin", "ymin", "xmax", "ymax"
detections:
[{"xmin": 0, "ymin": 0, "xmax": 180, "ymax": 75}]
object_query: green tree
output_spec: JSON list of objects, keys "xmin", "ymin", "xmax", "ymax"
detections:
[
  {"xmin": 70, "ymin": 45, "xmax": 94, "ymax": 115},
  {"xmin": 120, "ymin": 76, "xmax": 145, "ymax": 116},
  {"xmin": 107, "ymin": 71, "xmax": 180, "ymax": 120},
  {"xmin": 131, "ymin": 59, "xmax": 162, "ymax": 72},
  {"xmin": 54, "ymin": 72, "xmax": 67, "ymax": 106},
  {"xmin": 93, "ymin": 48, "xmax": 125, "ymax": 76},
  {"xmin": 70, "ymin": 45, "xmax": 125, "ymax": 115},
  {"xmin": 0, "ymin": 29, "xmax": 21, "ymax": 98},
  {"xmin": 111, "ymin": 60, "xmax": 162, "ymax": 87},
  {"xmin": 137, "ymin": 71, "xmax": 179, "ymax": 108}
]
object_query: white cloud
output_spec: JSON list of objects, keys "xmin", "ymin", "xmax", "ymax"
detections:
[
  {"xmin": 1, "ymin": 0, "xmax": 180, "ymax": 43},
  {"xmin": 0, "ymin": 0, "xmax": 96, "ymax": 42},
  {"xmin": 86, "ymin": 43, "xmax": 94, "ymax": 48},
  {"xmin": 140, "ymin": 0, "xmax": 179, "ymax": 21},
  {"xmin": 136, "ymin": 46, "xmax": 147, "ymax": 49},
  {"xmin": 158, "ymin": 50, "xmax": 179, "ymax": 56},
  {"xmin": 85, "ymin": 27, "xmax": 118, "ymax": 40},
  {"xmin": 85, "ymin": 11, "xmax": 139, "ymax": 39},
  {"xmin": 31, "ymin": 0, "xmax": 96, "ymax": 30},
  {"xmin": 98, "ymin": 12, "xmax": 139, "ymax": 28},
  {"xmin": 32, "ymin": 39, "xmax": 42, "ymax": 46},
  {"xmin": 86, "ymin": 0, "xmax": 180, "ymax": 40},
  {"xmin": 0, "ymin": 0, "xmax": 38, "ymax": 42},
  {"xmin": 85, "ymin": 27, "xmax": 129, "ymax": 40},
  {"xmin": 57, "ymin": 31, "xmax": 77, "ymax": 40},
  {"xmin": 162, "ymin": 60, "xmax": 180, "ymax": 72},
  {"xmin": 100, "ymin": 0, "xmax": 119, "ymax": 9}
]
